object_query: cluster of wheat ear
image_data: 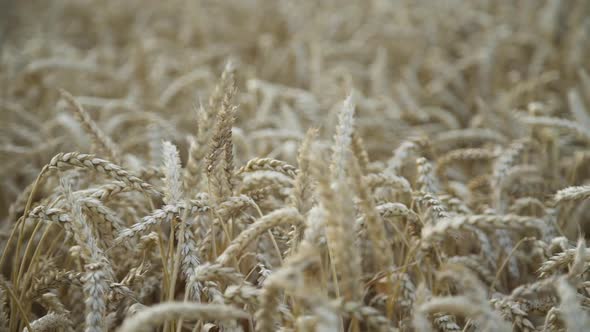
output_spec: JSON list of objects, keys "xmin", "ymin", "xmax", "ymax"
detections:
[{"xmin": 2, "ymin": 0, "xmax": 590, "ymax": 331}]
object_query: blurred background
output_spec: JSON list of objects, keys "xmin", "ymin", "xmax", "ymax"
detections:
[{"xmin": 1, "ymin": 0, "xmax": 589, "ymax": 224}]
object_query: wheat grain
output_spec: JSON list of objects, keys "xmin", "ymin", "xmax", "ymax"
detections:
[
  {"xmin": 22, "ymin": 312, "xmax": 74, "ymax": 332},
  {"xmin": 289, "ymin": 128, "xmax": 317, "ymax": 214},
  {"xmin": 26, "ymin": 270, "xmax": 83, "ymax": 301},
  {"xmin": 422, "ymin": 214, "xmax": 543, "ymax": 249},
  {"xmin": 48, "ymin": 152, "xmax": 160, "ymax": 196},
  {"xmin": 555, "ymin": 277, "xmax": 590, "ymax": 331},
  {"xmin": 161, "ymin": 141, "xmax": 184, "ymax": 205},
  {"xmin": 433, "ymin": 313, "xmax": 461, "ymax": 332},
  {"xmin": 350, "ymin": 154, "xmax": 393, "ymax": 271},
  {"xmin": 436, "ymin": 148, "xmax": 497, "ymax": 181},
  {"xmin": 118, "ymin": 302, "xmax": 248, "ymax": 332},
  {"xmin": 555, "ymin": 185, "xmax": 590, "ymax": 203},
  {"xmin": 364, "ymin": 173, "xmax": 412, "ymax": 195},
  {"xmin": 59, "ymin": 89, "xmax": 122, "ymax": 163},
  {"xmin": 116, "ymin": 198, "xmax": 209, "ymax": 240},
  {"xmin": 521, "ymin": 115, "xmax": 590, "ymax": 142},
  {"xmin": 538, "ymin": 247, "xmax": 590, "ymax": 277},
  {"xmin": 416, "ymin": 157, "xmax": 439, "ymax": 194},
  {"xmin": 238, "ymin": 158, "xmax": 298, "ymax": 179},
  {"xmin": 82, "ymin": 262, "xmax": 109, "ymax": 332},
  {"xmin": 216, "ymin": 207, "xmax": 303, "ymax": 265},
  {"xmin": 434, "ymin": 129, "xmax": 507, "ymax": 152}
]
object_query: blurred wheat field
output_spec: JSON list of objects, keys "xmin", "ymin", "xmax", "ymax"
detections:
[{"xmin": 1, "ymin": 0, "xmax": 590, "ymax": 331}]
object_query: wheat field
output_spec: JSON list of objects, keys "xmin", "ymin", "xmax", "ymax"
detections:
[{"xmin": 1, "ymin": 0, "xmax": 590, "ymax": 331}]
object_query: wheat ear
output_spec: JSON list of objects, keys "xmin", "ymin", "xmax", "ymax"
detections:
[
  {"xmin": 59, "ymin": 89, "xmax": 121, "ymax": 163},
  {"xmin": 216, "ymin": 207, "xmax": 303, "ymax": 265},
  {"xmin": 48, "ymin": 152, "xmax": 160, "ymax": 196},
  {"xmin": 118, "ymin": 302, "xmax": 248, "ymax": 332}
]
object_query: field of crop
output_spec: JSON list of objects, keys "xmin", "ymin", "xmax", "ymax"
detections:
[{"xmin": 1, "ymin": 0, "xmax": 590, "ymax": 331}]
